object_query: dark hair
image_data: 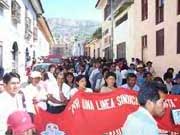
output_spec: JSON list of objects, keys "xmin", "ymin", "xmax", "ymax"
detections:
[
  {"xmin": 167, "ymin": 68, "xmax": 174, "ymax": 73},
  {"xmin": 42, "ymin": 72, "xmax": 49, "ymax": 81},
  {"xmin": 48, "ymin": 64, "xmax": 56, "ymax": 72},
  {"xmin": 156, "ymin": 83, "xmax": 168, "ymax": 94},
  {"xmin": 104, "ymin": 72, "xmax": 117, "ymax": 87},
  {"xmin": 127, "ymin": 73, "xmax": 137, "ymax": 80},
  {"xmin": 102, "ymin": 68, "xmax": 109, "ymax": 76},
  {"xmin": 64, "ymin": 72, "xmax": 75, "ymax": 84},
  {"xmin": 153, "ymin": 77, "xmax": 164, "ymax": 84},
  {"xmin": 75, "ymin": 75, "xmax": 87, "ymax": 87},
  {"xmin": 3, "ymin": 72, "xmax": 20, "ymax": 84},
  {"xmin": 143, "ymin": 72, "xmax": 152, "ymax": 78},
  {"xmin": 163, "ymin": 72, "xmax": 173, "ymax": 80},
  {"xmin": 138, "ymin": 81, "xmax": 160, "ymax": 106}
]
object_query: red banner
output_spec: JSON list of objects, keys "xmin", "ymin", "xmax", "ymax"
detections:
[{"xmin": 34, "ymin": 88, "xmax": 180, "ymax": 135}]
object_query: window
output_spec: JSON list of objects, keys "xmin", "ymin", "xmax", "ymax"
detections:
[
  {"xmin": 98, "ymin": 48, "xmax": 100, "ymax": 57},
  {"xmin": 156, "ymin": 29, "xmax": 164, "ymax": 56},
  {"xmin": 0, "ymin": 42, "xmax": 3, "ymax": 66},
  {"xmin": 142, "ymin": 35, "xmax": 147, "ymax": 48},
  {"xmin": 117, "ymin": 42, "xmax": 126, "ymax": 59},
  {"xmin": 115, "ymin": 13, "xmax": 128, "ymax": 27},
  {"xmin": 104, "ymin": 1, "xmax": 111, "ymax": 20},
  {"xmin": 141, "ymin": 0, "xmax": 148, "ymax": 21},
  {"xmin": 11, "ymin": 0, "xmax": 21, "ymax": 24},
  {"xmin": 178, "ymin": 0, "xmax": 180, "ymax": 15},
  {"xmin": 156, "ymin": 0, "xmax": 164, "ymax": 24},
  {"xmin": 104, "ymin": 47, "xmax": 110, "ymax": 60},
  {"xmin": 177, "ymin": 22, "xmax": 180, "ymax": 54}
]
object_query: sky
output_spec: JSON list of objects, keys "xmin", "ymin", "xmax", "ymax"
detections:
[{"xmin": 41, "ymin": 0, "xmax": 102, "ymax": 21}]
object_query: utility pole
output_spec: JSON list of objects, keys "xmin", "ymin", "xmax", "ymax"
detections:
[{"xmin": 110, "ymin": 0, "xmax": 114, "ymax": 61}]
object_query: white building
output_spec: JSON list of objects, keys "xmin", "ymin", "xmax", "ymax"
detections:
[{"xmin": 0, "ymin": 0, "xmax": 53, "ymax": 79}]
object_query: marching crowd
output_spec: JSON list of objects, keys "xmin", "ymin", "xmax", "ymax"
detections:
[{"xmin": 0, "ymin": 56, "xmax": 179, "ymax": 135}]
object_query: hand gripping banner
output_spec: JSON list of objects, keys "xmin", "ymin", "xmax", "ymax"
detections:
[{"xmin": 34, "ymin": 88, "xmax": 180, "ymax": 135}]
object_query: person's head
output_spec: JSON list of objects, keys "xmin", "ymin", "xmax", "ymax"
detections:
[
  {"xmin": 48, "ymin": 64, "xmax": 56, "ymax": 73},
  {"xmin": 126, "ymin": 73, "xmax": 137, "ymax": 88},
  {"xmin": 64, "ymin": 72, "xmax": 74, "ymax": 85},
  {"xmin": 144, "ymin": 72, "xmax": 153, "ymax": 81},
  {"xmin": 3, "ymin": 72, "xmax": 20, "ymax": 97},
  {"xmin": 167, "ymin": 68, "xmax": 174, "ymax": 74},
  {"xmin": 146, "ymin": 61, "xmax": 152, "ymax": 67},
  {"xmin": 95, "ymin": 60, "xmax": 101, "ymax": 68},
  {"xmin": 136, "ymin": 64, "xmax": 144, "ymax": 73},
  {"xmin": 110, "ymin": 63, "xmax": 116, "ymax": 71},
  {"xmin": 138, "ymin": 82, "xmax": 165, "ymax": 117},
  {"xmin": 41, "ymin": 71, "xmax": 49, "ymax": 81},
  {"xmin": 68, "ymin": 66, "xmax": 75, "ymax": 73},
  {"xmin": 104, "ymin": 72, "xmax": 116, "ymax": 88},
  {"xmin": 164, "ymin": 73, "xmax": 173, "ymax": 83},
  {"xmin": 153, "ymin": 77, "xmax": 164, "ymax": 84},
  {"xmin": 75, "ymin": 75, "xmax": 87, "ymax": 89},
  {"xmin": 7, "ymin": 111, "xmax": 34, "ymax": 135},
  {"xmin": 129, "ymin": 63, "xmax": 135, "ymax": 70},
  {"xmin": 56, "ymin": 72, "xmax": 64, "ymax": 86},
  {"xmin": 175, "ymin": 73, "xmax": 180, "ymax": 84},
  {"xmin": 30, "ymin": 71, "xmax": 41, "ymax": 86},
  {"xmin": 131, "ymin": 58, "xmax": 135, "ymax": 62},
  {"xmin": 102, "ymin": 68, "xmax": 109, "ymax": 78}
]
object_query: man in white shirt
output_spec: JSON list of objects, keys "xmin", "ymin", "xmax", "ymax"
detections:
[
  {"xmin": 0, "ymin": 72, "xmax": 24, "ymax": 134},
  {"xmin": 121, "ymin": 73, "xmax": 140, "ymax": 91},
  {"xmin": 122, "ymin": 82, "xmax": 166, "ymax": 135},
  {"xmin": 23, "ymin": 71, "xmax": 47, "ymax": 118}
]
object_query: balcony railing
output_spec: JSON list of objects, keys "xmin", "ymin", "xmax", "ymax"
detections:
[
  {"xmin": 11, "ymin": 0, "xmax": 21, "ymax": 23},
  {"xmin": 114, "ymin": 0, "xmax": 134, "ymax": 18},
  {"xmin": 104, "ymin": 0, "xmax": 134, "ymax": 20},
  {"xmin": 24, "ymin": 17, "xmax": 32, "ymax": 40},
  {"xmin": 0, "ymin": 0, "xmax": 9, "ymax": 9}
]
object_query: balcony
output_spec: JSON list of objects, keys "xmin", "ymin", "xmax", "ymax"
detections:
[
  {"xmin": 0, "ymin": 0, "xmax": 9, "ymax": 9},
  {"xmin": 114, "ymin": 0, "xmax": 134, "ymax": 18},
  {"xmin": 33, "ymin": 27, "xmax": 38, "ymax": 41},
  {"xmin": 11, "ymin": 0, "xmax": 21, "ymax": 23},
  {"xmin": 24, "ymin": 17, "xmax": 32, "ymax": 40}
]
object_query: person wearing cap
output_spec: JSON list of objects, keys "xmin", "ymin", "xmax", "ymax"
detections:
[
  {"xmin": 136, "ymin": 64, "xmax": 145, "ymax": 87},
  {"xmin": 7, "ymin": 111, "xmax": 34, "ymax": 135},
  {"xmin": 0, "ymin": 72, "xmax": 24, "ymax": 134},
  {"xmin": 171, "ymin": 73, "xmax": 180, "ymax": 95},
  {"xmin": 22, "ymin": 71, "xmax": 47, "ymax": 121}
]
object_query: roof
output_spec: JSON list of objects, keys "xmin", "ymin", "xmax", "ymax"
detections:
[{"xmin": 95, "ymin": 0, "xmax": 100, "ymax": 8}]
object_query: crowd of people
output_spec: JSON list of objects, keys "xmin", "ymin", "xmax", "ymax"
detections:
[{"xmin": 0, "ymin": 56, "xmax": 179, "ymax": 135}]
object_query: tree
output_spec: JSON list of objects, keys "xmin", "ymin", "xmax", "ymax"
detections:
[{"xmin": 92, "ymin": 27, "xmax": 102, "ymax": 39}]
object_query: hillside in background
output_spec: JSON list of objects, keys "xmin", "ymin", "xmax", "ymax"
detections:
[{"xmin": 47, "ymin": 18, "xmax": 100, "ymax": 42}]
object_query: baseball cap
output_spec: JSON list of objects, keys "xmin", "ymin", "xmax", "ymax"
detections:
[
  {"xmin": 137, "ymin": 64, "xmax": 144, "ymax": 68},
  {"xmin": 7, "ymin": 111, "xmax": 34, "ymax": 134},
  {"xmin": 30, "ymin": 71, "xmax": 41, "ymax": 78}
]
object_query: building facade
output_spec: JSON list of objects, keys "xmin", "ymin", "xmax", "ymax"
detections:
[
  {"xmin": 96, "ymin": 0, "xmax": 180, "ymax": 76},
  {"xmin": 0, "ymin": 0, "xmax": 53, "ymax": 79},
  {"xmin": 133, "ymin": 0, "xmax": 180, "ymax": 76}
]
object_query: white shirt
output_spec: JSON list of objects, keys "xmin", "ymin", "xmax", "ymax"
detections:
[
  {"xmin": 121, "ymin": 84, "xmax": 140, "ymax": 91},
  {"xmin": 46, "ymin": 81, "xmax": 64, "ymax": 106},
  {"xmin": 62, "ymin": 83, "xmax": 72, "ymax": 100},
  {"xmin": 23, "ymin": 84, "xmax": 47, "ymax": 114},
  {"xmin": 70, "ymin": 87, "xmax": 93, "ymax": 97},
  {"xmin": 0, "ymin": 91, "xmax": 24, "ymax": 134},
  {"xmin": 122, "ymin": 107, "xmax": 158, "ymax": 135}
]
